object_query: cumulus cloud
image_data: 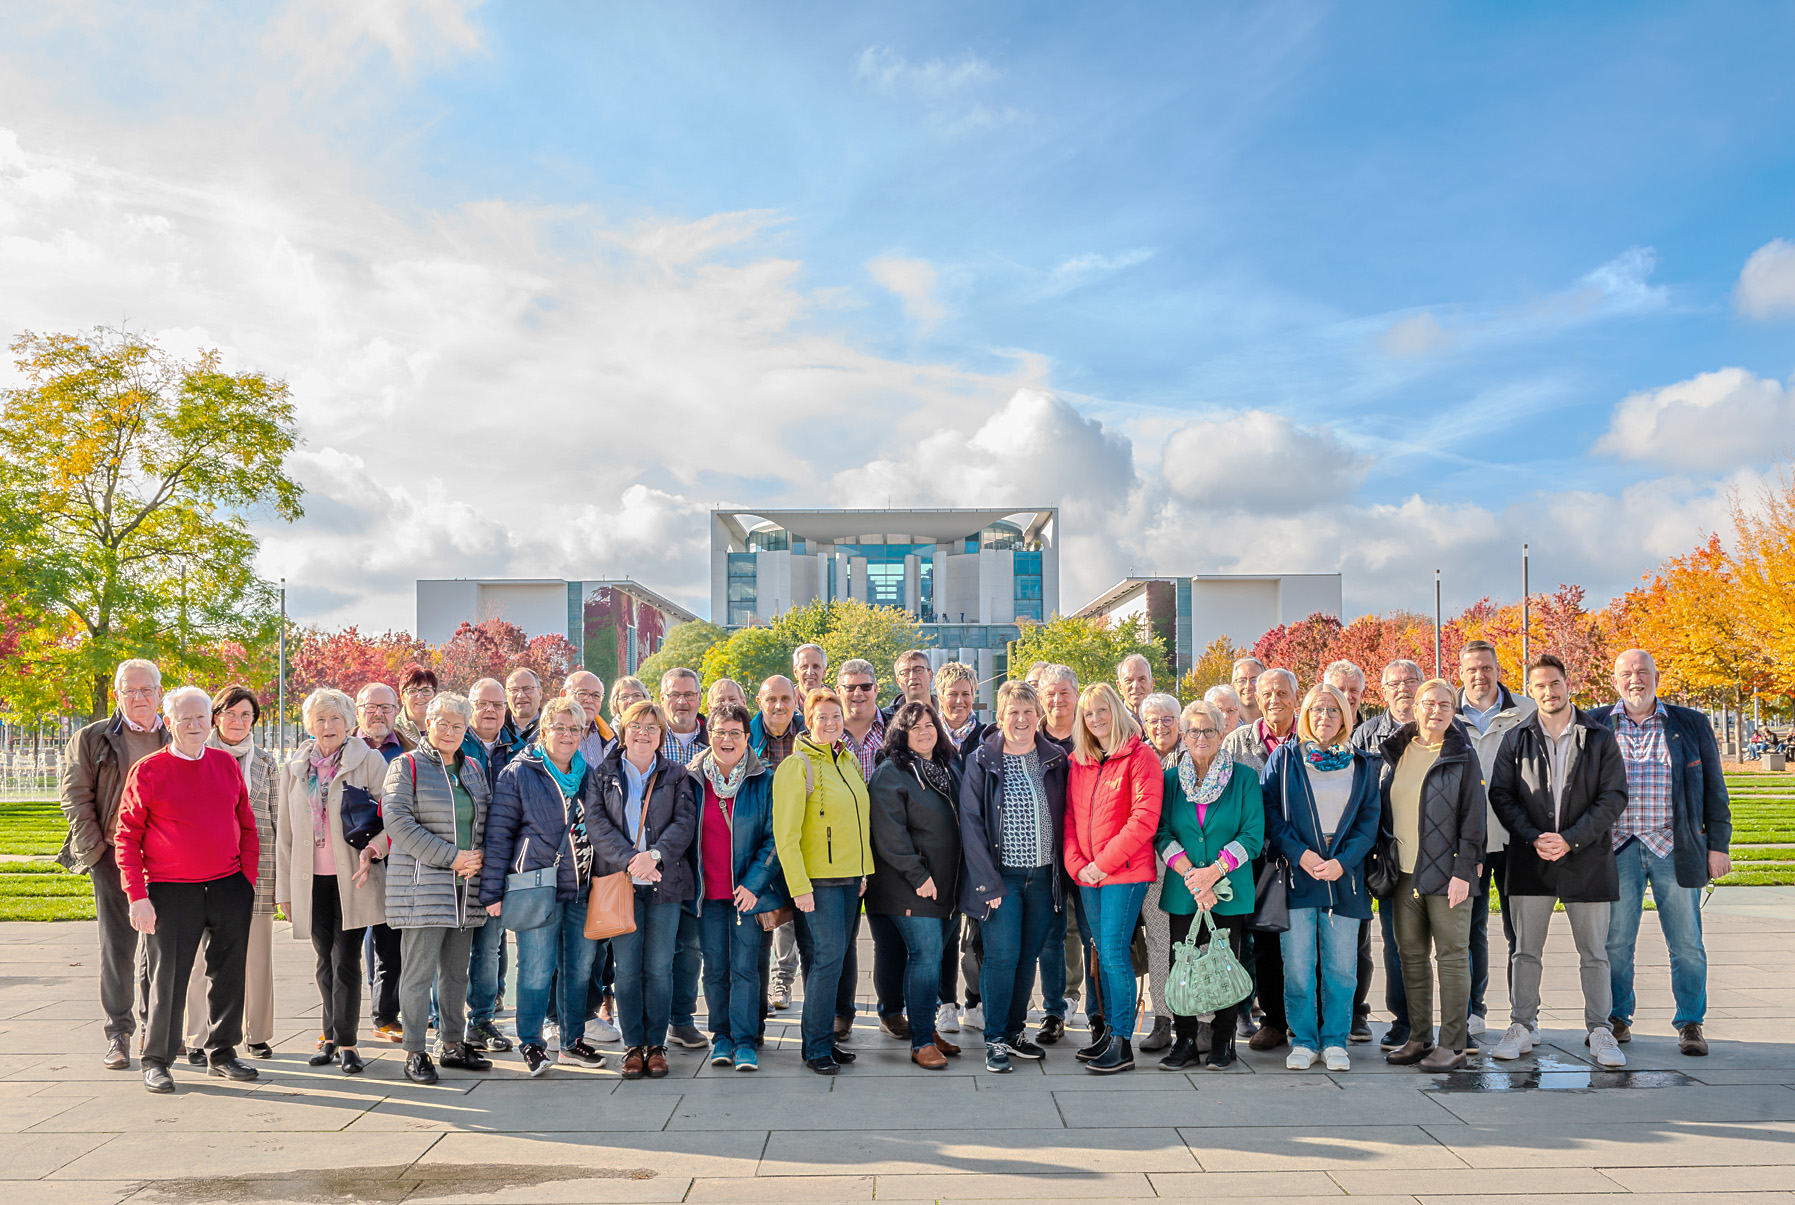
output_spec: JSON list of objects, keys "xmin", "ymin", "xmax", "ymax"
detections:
[
  {"xmin": 1158, "ymin": 411, "xmax": 1371, "ymax": 514},
  {"xmin": 866, "ymin": 254, "xmax": 947, "ymax": 333},
  {"xmin": 1736, "ymin": 238, "xmax": 1795, "ymax": 319},
  {"xmin": 1595, "ymin": 367, "xmax": 1794, "ymax": 470}
]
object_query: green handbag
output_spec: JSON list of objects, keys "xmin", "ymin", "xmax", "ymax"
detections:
[{"xmin": 1164, "ymin": 885, "xmax": 1253, "ymax": 1017}]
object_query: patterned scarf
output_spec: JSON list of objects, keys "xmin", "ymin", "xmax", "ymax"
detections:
[
  {"xmin": 305, "ymin": 743, "xmax": 344, "ymax": 850},
  {"xmin": 702, "ymin": 752, "xmax": 749, "ymax": 801},
  {"xmin": 914, "ymin": 755, "xmax": 952, "ymax": 800},
  {"xmin": 1305, "ymin": 741, "xmax": 1353, "ymax": 772},
  {"xmin": 1178, "ymin": 750, "xmax": 1233, "ymax": 811}
]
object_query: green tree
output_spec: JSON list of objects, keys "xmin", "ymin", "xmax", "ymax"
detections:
[
  {"xmin": 2, "ymin": 328, "xmax": 304, "ymax": 718},
  {"xmin": 701, "ymin": 626, "xmax": 795, "ymax": 704},
  {"xmin": 1177, "ymin": 634, "xmax": 1241, "ymax": 703},
  {"xmin": 1009, "ymin": 614, "xmax": 1169, "ymax": 695},
  {"xmin": 636, "ymin": 620, "xmax": 729, "ymax": 692},
  {"xmin": 820, "ymin": 600, "xmax": 925, "ymax": 701}
]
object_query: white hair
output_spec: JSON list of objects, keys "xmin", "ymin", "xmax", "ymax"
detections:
[
  {"xmin": 1117, "ymin": 653, "xmax": 1152, "ymax": 677},
  {"xmin": 1140, "ymin": 691, "xmax": 1182, "ymax": 717},
  {"xmin": 1324, "ymin": 660, "xmax": 1366, "ymax": 689},
  {"xmin": 425, "ymin": 692, "xmax": 473, "ymax": 725},
  {"xmin": 1382, "ymin": 659, "xmax": 1424, "ymax": 682},
  {"xmin": 1040, "ymin": 663, "xmax": 1079, "ymax": 690},
  {"xmin": 1614, "ymin": 648, "xmax": 1657, "ymax": 673},
  {"xmin": 792, "ymin": 643, "xmax": 826, "ymax": 667},
  {"xmin": 113, "ymin": 658, "xmax": 161, "ymax": 693},
  {"xmin": 1258, "ymin": 667, "xmax": 1299, "ymax": 696},
  {"xmin": 302, "ymin": 687, "xmax": 356, "ymax": 731},
  {"xmin": 1204, "ymin": 684, "xmax": 1241, "ymax": 707},
  {"xmin": 160, "ymin": 685, "xmax": 211, "ymax": 719},
  {"xmin": 837, "ymin": 658, "xmax": 876, "ymax": 681}
]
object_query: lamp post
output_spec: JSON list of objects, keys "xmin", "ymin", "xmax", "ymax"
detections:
[
  {"xmin": 277, "ymin": 578, "xmax": 287, "ymax": 761},
  {"xmin": 1521, "ymin": 544, "xmax": 1530, "ymax": 667},
  {"xmin": 1434, "ymin": 569, "xmax": 1443, "ymax": 678}
]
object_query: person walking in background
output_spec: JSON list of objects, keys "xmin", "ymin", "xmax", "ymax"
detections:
[
  {"xmin": 1488, "ymin": 654, "xmax": 1629, "ymax": 1068},
  {"xmin": 60, "ymin": 658, "xmax": 169, "ymax": 1071},
  {"xmin": 116, "ymin": 685, "xmax": 260, "ymax": 1094}
]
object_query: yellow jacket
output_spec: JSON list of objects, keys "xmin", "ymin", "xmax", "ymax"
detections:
[{"xmin": 773, "ymin": 736, "xmax": 873, "ymax": 897}]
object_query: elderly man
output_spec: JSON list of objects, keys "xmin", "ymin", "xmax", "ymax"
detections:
[
  {"xmin": 563, "ymin": 671, "xmax": 615, "ymax": 765},
  {"xmin": 1458, "ymin": 639, "xmax": 1536, "ymax": 1043},
  {"xmin": 1593, "ymin": 649, "xmax": 1732, "ymax": 1056},
  {"xmin": 1117, "ymin": 653, "xmax": 1155, "ymax": 718},
  {"xmin": 352, "ymin": 681, "xmax": 413, "ymax": 1043},
  {"xmin": 793, "ymin": 643, "xmax": 828, "ymax": 697},
  {"xmin": 1324, "ymin": 659, "xmax": 1376, "ymax": 1045},
  {"xmin": 502, "ymin": 669, "xmax": 544, "ymax": 748},
  {"xmin": 354, "ymin": 683, "xmax": 412, "ymax": 762},
  {"xmin": 116, "ymin": 685, "xmax": 260, "ymax": 1093},
  {"xmin": 1352, "ymin": 658, "xmax": 1424, "ymax": 1050},
  {"xmin": 654, "ymin": 666, "xmax": 710, "ymax": 1050},
  {"xmin": 61, "ymin": 659, "xmax": 171, "ymax": 1070},
  {"xmin": 1232, "ymin": 657, "xmax": 1267, "ymax": 727},
  {"xmin": 1205, "ymin": 684, "xmax": 1244, "ymax": 735}
]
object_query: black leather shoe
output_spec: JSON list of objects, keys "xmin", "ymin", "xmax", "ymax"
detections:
[
  {"xmin": 806, "ymin": 1055, "xmax": 840, "ymax": 1075},
  {"xmin": 308, "ymin": 1042, "xmax": 338, "ymax": 1067},
  {"xmin": 186, "ymin": 1048, "xmax": 207, "ymax": 1067},
  {"xmin": 831, "ymin": 1045, "xmax": 857, "ymax": 1064},
  {"xmin": 405, "ymin": 1052, "xmax": 438, "ymax": 1084},
  {"xmin": 1037, "ymin": 1015, "xmax": 1066, "ymax": 1045},
  {"xmin": 209, "ymin": 1057, "xmax": 259, "ymax": 1082},
  {"xmin": 339, "ymin": 1047, "xmax": 364, "ymax": 1075},
  {"xmin": 1088, "ymin": 1036, "xmax": 1134, "ymax": 1074},
  {"xmin": 143, "ymin": 1061, "xmax": 175, "ymax": 1094},
  {"xmin": 438, "ymin": 1042, "xmax": 492, "ymax": 1071},
  {"xmin": 1158, "ymin": 1035, "xmax": 1199, "ymax": 1070},
  {"xmin": 247, "ymin": 1042, "xmax": 274, "ymax": 1060},
  {"xmin": 1075, "ymin": 1017, "xmax": 1111, "ymax": 1062}
]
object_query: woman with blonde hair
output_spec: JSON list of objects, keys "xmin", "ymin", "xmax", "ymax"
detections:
[{"xmin": 1062, "ymin": 682, "xmax": 1164, "ymax": 1073}]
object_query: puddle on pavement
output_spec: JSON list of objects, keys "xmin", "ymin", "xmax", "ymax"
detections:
[
  {"xmin": 1430, "ymin": 1054, "xmax": 1699, "ymax": 1094},
  {"xmin": 130, "ymin": 1163, "xmax": 655, "ymax": 1204}
]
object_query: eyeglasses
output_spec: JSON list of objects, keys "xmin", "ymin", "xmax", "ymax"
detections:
[
  {"xmin": 1307, "ymin": 706, "xmax": 1342, "ymax": 718},
  {"xmin": 712, "ymin": 729, "xmax": 746, "ymax": 741},
  {"xmin": 665, "ymin": 691, "xmax": 699, "ymax": 702},
  {"xmin": 841, "ymin": 682, "xmax": 876, "ymax": 694},
  {"xmin": 119, "ymin": 687, "xmax": 158, "ymax": 699},
  {"xmin": 360, "ymin": 704, "xmax": 397, "ymax": 715},
  {"xmin": 545, "ymin": 724, "xmax": 584, "ymax": 738},
  {"xmin": 625, "ymin": 722, "xmax": 662, "ymax": 735},
  {"xmin": 402, "ymin": 687, "xmax": 435, "ymax": 698},
  {"xmin": 1184, "ymin": 727, "xmax": 1220, "ymax": 739},
  {"xmin": 571, "ymin": 691, "xmax": 603, "ymax": 702},
  {"xmin": 473, "ymin": 700, "xmax": 506, "ymax": 711},
  {"xmin": 1143, "ymin": 715, "xmax": 1178, "ymax": 727}
]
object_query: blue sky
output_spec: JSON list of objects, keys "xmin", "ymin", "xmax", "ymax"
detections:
[{"xmin": 1, "ymin": 1, "xmax": 1792, "ymax": 627}]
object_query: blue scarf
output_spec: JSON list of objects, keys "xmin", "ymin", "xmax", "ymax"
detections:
[
  {"xmin": 540, "ymin": 749, "xmax": 587, "ymax": 798},
  {"xmin": 1305, "ymin": 741, "xmax": 1353, "ymax": 772}
]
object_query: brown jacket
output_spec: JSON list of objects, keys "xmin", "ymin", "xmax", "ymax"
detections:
[{"xmin": 58, "ymin": 713, "xmax": 170, "ymax": 872}]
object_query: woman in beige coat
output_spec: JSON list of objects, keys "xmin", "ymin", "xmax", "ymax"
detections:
[{"xmin": 275, "ymin": 687, "xmax": 390, "ymax": 1074}]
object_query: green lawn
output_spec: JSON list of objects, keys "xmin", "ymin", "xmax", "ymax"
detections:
[
  {"xmin": 0, "ymin": 861, "xmax": 93, "ymax": 921},
  {"xmin": 0, "ymin": 800, "xmax": 68, "ymax": 857}
]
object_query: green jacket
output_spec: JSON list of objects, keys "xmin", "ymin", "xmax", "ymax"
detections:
[
  {"xmin": 1154, "ymin": 758, "xmax": 1263, "ymax": 916},
  {"xmin": 773, "ymin": 736, "xmax": 874, "ymax": 898}
]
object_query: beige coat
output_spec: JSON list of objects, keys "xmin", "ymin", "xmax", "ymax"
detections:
[{"xmin": 276, "ymin": 736, "xmax": 390, "ymax": 935}]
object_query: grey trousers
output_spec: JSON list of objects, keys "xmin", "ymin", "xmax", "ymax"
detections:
[
  {"xmin": 399, "ymin": 926, "xmax": 474, "ymax": 1054},
  {"xmin": 769, "ymin": 920, "xmax": 799, "ymax": 991},
  {"xmin": 1141, "ymin": 878, "xmax": 1170, "ymax": 1019},
  {"xmin": 1392, "ymin": 874, "xmax": 1474, "ymax": 1054},
  {"xmin": 1508, "ymin": 895, "xmax": 1612, "ymax": 1032},
  {"xmin": 89, "ymin": 848, "xmax": 142, "ymax": 1042}
]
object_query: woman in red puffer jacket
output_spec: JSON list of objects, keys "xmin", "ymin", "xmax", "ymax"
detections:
[{"xmin": 1064, "ymin": 682, "xmax": 1164, "ymax": 1074}]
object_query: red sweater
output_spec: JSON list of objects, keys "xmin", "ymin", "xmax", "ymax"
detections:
[{"xmin": 113, "ymin": 747, "xmax": 259, "ymax": 903}]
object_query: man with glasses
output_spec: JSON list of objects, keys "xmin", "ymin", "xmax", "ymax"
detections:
[
  {"xmin": 355, "ymin": 683, "xmax": 412, "ymax": 763},
  {"xmin": 885, "ymin": 649, "xmax": 933, "ymax": 721},
  {"xmin": 1232, "ymin": 658, "xmax": 1267, "ymax": 727},
  {"xmin": 1324, "ymin": 660, "xmax": 1377, "ymax": 1046},
  {"xmin": 1352, "ymin": 659, "xmax": 1424, "ymax": 1051},
  {"xmin": 659, "ymin": 667, "xmax": 711, "ymax": 1050},
  {"xmin": 563, "ymin": 671, "xmax": 615, "ymax": 764},
  {"xmin": 503, "ymin": 669, "xmax": 544, "ymax": 749},
  {"xmin": 355, "ymin": 682, "xmax": 411, "ymax": 1043},
  {"xmin": 461, "ymin": 677, "xmax": 521, "ymax": 1052},
  {"xmin": 61, "ymin": 658, "xmax": 171, "ymax": 1070}
]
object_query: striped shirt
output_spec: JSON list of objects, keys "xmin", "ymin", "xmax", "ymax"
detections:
[{"xmin": 1612, "ymin": 700, "xmax": 1673, "ymax": 858}]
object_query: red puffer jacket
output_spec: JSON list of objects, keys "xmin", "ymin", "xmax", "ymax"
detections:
[{"xmin": 1064, "ymin": 734, "xmax": 1164, "ymax": 885}]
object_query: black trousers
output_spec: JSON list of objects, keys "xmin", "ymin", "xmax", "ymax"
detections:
[
  {"xmin": 367, "ymin": 921, "xmax": 402, "ymax": 1026},
  {"xmin": 1355, "ymin": 917, "xmax": 1374, "ymax": 1019},
  {"xmin": 311, "ymin": 876, "xmax": 368, "ymax": 1047},
  {"xmin": 1169, "ymin": 910, "xmax": 1249, "ymax": 1038},
  {"xmin": 142, "ymin": 873, "xmax": 252, "ymax": 1067}
]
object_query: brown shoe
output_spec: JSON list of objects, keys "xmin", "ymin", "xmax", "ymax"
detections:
[
  {"xmin": 933, "ymin": 1035, "xmax": 961, "ymax": 1057},
  {"xmin": 1384, "ymin": 1038, "xmax": 1435, "ymax": 1066},
  {"xmin": 1248, "ymin": 1024, "xmax": 1287, "ymax": 1051},
  {"xmin": 621, "ymin": 1046, "xmax": 646, "ymax": 1080},
  {"xmin": 374, "ymin": 1022, "xmax": 404, "ymax": 1043},
  {"xmin": 646, "ymin": 1046, "xmax": 669, "ymax": 1078},
  {"xmin": 911, "ymin": 1044, "xmax": 949, "ymax": 1070},
  {"xmin": 1609, "ymin": 1016, "xmax": 1632, "ymax": 1043},
  {"xmin": 1418, "ymin": 1046, "xmax": 1467, "ymax": 1072},
  {"xmin": 1678, "ymin": 1023, "xmax": 1708, "ymax": 1056}
]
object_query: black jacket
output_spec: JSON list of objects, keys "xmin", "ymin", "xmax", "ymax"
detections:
[
  {"xmin": 588, "ymin": 748, "xmax": 699, "ymax": 903},
  {"xmin": 865, "ymin": 756, "xmax": 962, "ymax": 919},
  {"xmin": 1377, "ymin": 722, "xmax": 1487, "ymax": 897},
  {"xmin": 1488, "ymin": 709, "xmax": 1628, "ymax": 903},
  {"xmin": 479, "ymin": 749, "xmax": 603, "ymax": 906},
  {"xmin": 1588, "ymin": 701, "xmax": 1732, "ymax": 887},
  {"xmin": 958, "ymin": 731, "xmax": 1069, "ymax": 920}
]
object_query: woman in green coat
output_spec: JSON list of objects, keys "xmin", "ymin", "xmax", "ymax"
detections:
[{"xmin": 1154, "ymin": 699, "xmax": 1264, "ymax": 1070}]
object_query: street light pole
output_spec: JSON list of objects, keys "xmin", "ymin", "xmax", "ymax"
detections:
[
  {"xmin": 1434, "ymin": 569, "xmax": 1443, "ymax": 678},
  {"xmin": 1521, "ymin": 543, "xmax": 1530, "ymax": 666},
  {"xmin": 278, "ymin": 578, "xmax": 287, "ymax": 761}
]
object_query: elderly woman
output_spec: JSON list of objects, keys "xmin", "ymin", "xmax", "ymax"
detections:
[
  {"xmin": 1134, "ymin": 691, "xmax": 1183, "ymax": 1054},
  {"xmin": 867, "ymin": 701, "xmax": 963, "ymax": 1070},
  {"xmin": 961, "ymin": 681, "xmax": 1071, "ymax": 1074},
  {"xmin": 610, "ymin": 677, "xmax": 649, "ymax": 723},
  {"xmin": 1204, "ymin": 685, "xmax": 1244, "ymax": 736},
  {"xmin": 774, "ymin": 687, "xmax": 874, "ymax": 1075},
  {"xmin": 117, "ymin": 685, "xmax": 260, "ymax": 1093},
  {"xmin": 183, "ymin": 685, "xmax": 279, "ymax": 1064},
  {"xmin": 1155, "ymin": 699, "xmax": 1262, "ymax": 1070},
  {"xmin": 481, "ymin": 696, "xmax": 605, "ymax": 1076},
  {"xmin": 395, "ymin": 664, "xmax": 438, "ymax": 745},
  {"xmin": 382, "ymin": 692, "xmax": 493, "ymax": 1084},
  {"xmin": 590, "ymin": 700, "xmax": 699, "ymax": 1081},
  {"xmin": 277, "ymin": 687, "xmax": 390, "ymax": 1074},
  {"xmin": 1262, "ymin": 683, "xmax": 1381, "ymax": 1072}
]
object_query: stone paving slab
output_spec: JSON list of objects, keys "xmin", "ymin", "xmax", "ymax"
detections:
[{"xmin": 760, "ymin": 1126, "xmax": 1200, "ymax": 1177}]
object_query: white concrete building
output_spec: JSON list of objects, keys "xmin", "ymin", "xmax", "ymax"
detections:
[{"xmin": 1076, "ymin": 574, "xmax": 1344, "ymax": 676}]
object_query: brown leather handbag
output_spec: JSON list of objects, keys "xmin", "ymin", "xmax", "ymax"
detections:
[
  {"xmin": 755, "ymin": 904, "xmax": 796, "ymax": 932},
  {"xmin": 583, "ymin": 770, "xmax": 657, "ymax": 940}
]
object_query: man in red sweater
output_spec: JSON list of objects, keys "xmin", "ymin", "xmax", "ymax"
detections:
[{"xmin": 116, "ymin": 685, "xmax": 260, "ymax": 1094}]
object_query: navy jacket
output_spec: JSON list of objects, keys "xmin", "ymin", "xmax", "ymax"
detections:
[
  {"xmin": 957, "ymin": 730, "xmax": 1069, "ymax": 920},
  {"xmin": 461, "ymin": 728, "xmax": 525, "ymax": 795},
  {"xmin": 1588, "ymin": 701, "xmax": 1732, "ymax": 887},
  {"xmin": 1261, "ymin": 742, "xmax": 1382, "ymax": 920},
  {"xmin": 684, "ymin": 747, "xmax": 786, "ymax": 918},
  {"xmin": 478, "ymin": 748, "xmax": 601, "ymax": 907},
  {"xmin": 589, "ymin": 747, "xmax": 699, "ymax": 903},
  {"xmin": 748, "ymin": 711, "xmax": 806, "ymax": 762}
]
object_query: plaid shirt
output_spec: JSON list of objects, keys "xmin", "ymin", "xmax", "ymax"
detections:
[
  {"xmin": 840, "ymin": 715, "xmax": 886, "ymax": 783},
  {"xmin": 662, "ymin": 725, "xmax": 704, "ymax": 766},
  {"xmin": 1612, "ymin": 699, "xmax": 1674, "ymax": 858}
]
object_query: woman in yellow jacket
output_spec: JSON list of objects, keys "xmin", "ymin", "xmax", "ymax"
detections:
[{"xmin": 773, "ymin": 686, "xmax": 874, "ymax": 1075}]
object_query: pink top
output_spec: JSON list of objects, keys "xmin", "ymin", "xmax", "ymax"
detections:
[{"xmin": 700, "ymin": 783, "xmax": 734, "ymax": 901}]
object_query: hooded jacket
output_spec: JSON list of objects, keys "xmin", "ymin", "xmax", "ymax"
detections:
[
  {"xmin": 1377, "ymin": 721, "xmax": 1488, "ymax": 898},
  {"xmin": 1489, "ymin": 708, "xmax": 1628, "ymax": 902},
  {"xmin": 957, "ymin": 730, "xmax": 1070, "ymax": 919},
  {"xmin": 1064, "ymin": 733, "xmax": 1165, "ymax": 886},
  {"xmin": 686, "ymin": 745, "xmax": 786, "ymax": 917}
]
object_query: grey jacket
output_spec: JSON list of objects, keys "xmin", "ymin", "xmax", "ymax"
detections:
[{"xmin": 381, "ymin": 743, "xmax": 491, "ymax": 930}]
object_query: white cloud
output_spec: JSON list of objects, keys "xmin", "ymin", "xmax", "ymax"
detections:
[
  {"xmin": 1736, "ymin": 238, "xmax": 1795, "ymax": 319},
  {"xmin": 1595, "ymin": 367, "xmax": 1794, "ymax": 470},
  {"xmin": 1376, "ymin": 310, "xmax": 1454, "ymax": 357},
  {"xmin": 270, "ymin": 0, "xmax": 485, "ymax": 77},
  {"xmin": 1041, "ymin": 249, "xmax": 1154, "ymax": 298},
  {"xmin": 855, "ymin": 46, "xmax": 997, "ymax": 97},
  {"xmin": 866, "ymin": 254, "xmax": 946, "ymax": 333},
  {"xmin": 1159, "ymin": 410, "xmax": 1371, "ymax": 514}
]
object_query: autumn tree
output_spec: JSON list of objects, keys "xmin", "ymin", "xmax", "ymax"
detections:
[
  {"xmin": 1251, "ymin": 612, "xmax": 1344, "ymax": 692},
  {"xmin": 434, "ymin": 618, "xmax": 578, "ymax": 694},
  {"xmin": 1728, "ymin": 467, "xmax": 1795, "ymax": 701},
  {"xmin": 2, "ymin": 328, "xmax": 304, "ymax": 717},
  {"xmin": 1177, "ymin": 635, "xmax": 1241, "ymax": 703}
]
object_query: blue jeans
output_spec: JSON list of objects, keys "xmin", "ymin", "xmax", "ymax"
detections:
[
  {"xmin": 1281, "ymin": 907, "xmax": 1358, "ymax": 1052},
  {"xmin": 1608, "ymin": 840, "xmax": 1707, "ymax": 1028},
  {"xmin": 1041, "ymin": 889, "xmax": 1099, "ymax": 1020},
  {"xmin": 698, "ymin": 903, "xmax": 763, "ymax": 1047},
  {"xmin": 513, "ymin": 900, "xmax": 601, "ymax": 1050},
  {"xmin": 670, "ymin": 908, "xmax": 702, "ymax": 1030},
  {"xmin": 1078, "ymin": 881, "xmax": 1150, "ymax": 1038},
  {"xmin": 979, "ymin": 866, "xmax": 1058, "ymax": 1045},
  {"xmin": 793, "ymin": 883, "xmax": 859, "ymax": 1060},
  {"xmin": 866, "ymin": 913, "xmax": 909, "ymax": 1019},
  {"xmin": 466, "ymin": 915, "xmax": 505, "ymax": 1024},
  {"xmin": 611, "ymin": 892, "xmax": 682, "ymax": 1049},
  {"xmin": 889, "ymin": 914, "xmax": 947, "ymax": 1049}
]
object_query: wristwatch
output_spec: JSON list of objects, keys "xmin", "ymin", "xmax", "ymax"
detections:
[{"xmin": 648, "ymin": 849, "xmax": 663, "ymax": 865}]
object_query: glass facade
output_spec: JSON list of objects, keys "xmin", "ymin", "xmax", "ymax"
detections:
[
  {"xmin": 1013, "ymin": 549, "xmax": 1044, "ymax": 623},
  {"xmin": 727, "ymin": 553, "xmax": 757, "ymax": 627}
]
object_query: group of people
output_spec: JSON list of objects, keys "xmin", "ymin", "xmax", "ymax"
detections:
[{"xmin": 60, "ymin": 634, "xmax": 1731, "ymax": 1094}]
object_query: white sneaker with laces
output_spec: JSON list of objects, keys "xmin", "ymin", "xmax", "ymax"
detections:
[
  {"xmin": 936, "ymin": 1003, "xmax": 960, "ymax": 1034},
  {"xmin": 1322, "ymin": 1046, "xmax": 1350, "ymax": 1072},
  {"xmin": 1588, "ymin": 1027, "xmax": 1627, "ymax": 1068},
  {"xmin": 1528, "ymin": 1021, "xmax": 1541, "ymax": 1043},
  {"xmin": 587, "ymin": 1018, "xmax": 621, "ymax": 1044},
  {"xmin": 1492, "ymin": 1022, "xmax": 1534, "ymax": 1061},
  {"xmin": 1286, "ymin": 1046, "xmax": 1318, "ymax": 1070},
  {"xmin": 964, "ymin": 1004, "xmax": 985, "ymax": 1032},
  {"xmin": 1466, "ymin": 1013, "xmax": 1486, "ymax": 1037}
]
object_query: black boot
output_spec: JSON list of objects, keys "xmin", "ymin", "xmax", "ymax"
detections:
[
  {"xmin": 438, "ymin": 1042, "xmax": 492, "ymax": 1071},
  {"xmin": 1089, "ymin": 1035, "xmax": 1134, "ymax": 1074},
  {"xmin": 1075, "ymin": 1015, "xmax": 1111, "ymax": 1062},
  {"xmin": 1158, "ymin": 1035, "xmax": 1199, "ymax": 1071},
  {"xmin": 1206, "ymin": 1031, "xmax": 1237, "ymax": 1069}
]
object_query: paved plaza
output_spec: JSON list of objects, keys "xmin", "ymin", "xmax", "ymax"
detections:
[{"xmin": 2, "ymin": 890, "xmax": 1792, "ymax": 1204}]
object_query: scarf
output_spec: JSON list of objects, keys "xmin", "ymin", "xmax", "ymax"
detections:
[
  {"xmin": 1178, "ymin": 750, "xmax": 1233, "ymax": 812},
  {"xmin": 210, "ymin": 730, "xmax": 256, "ymax": 779},
  {"xmin": 1305, "ymin": 741, "xmax": 1353, "ymax": 772},
  {"xmin": 702, "ymin": 752, "xmax": 749, "ymax": 801},
  {"xmin": 914, "ymin": 756, "xmax": 952, "ymax": 800},
  {"xmin": 540, "ymin": 749, "xmax": 588, "ymax": 799},
  {"xmin": 305, "ymin": 744, "xmax": 344, "ymax": 850}
]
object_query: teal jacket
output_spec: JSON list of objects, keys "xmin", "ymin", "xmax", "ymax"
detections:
[{"xmin": 1154, "ymin": 758, "xmax": 1263, "ymax": 917}]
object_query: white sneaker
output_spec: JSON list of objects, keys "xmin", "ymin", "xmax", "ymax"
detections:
[
  {"xmin": 1466, "ymin": 1013, "xmax": 1486, "ymax": 1037},
  {"xmin": 1322, "ymin": 1046, "xmax": 1350, "ymax": 1072},
  {"xmin": 1588, "ymin": 1027, "xmax": 1627, "ymax": 1068},
  {"xmin": 1492, "ymin": 1022, "xmax": 1534, "ymax": 1061},
  {"xmin": 1286, "ymin": 1046, "xmax": 1318, "ymax": 1070},
  {"xmin": 586, "ymin": 1018, "xmax": 621, "ymax": 1044},
  {"xmin": 936, "ymin": 1003, "xmax": 960, "ymax": 1034},
  {"xmin": 1528, "ymin": 1021, "xmax": 1541, "ymax": 1043},
  {"xmin": 964, "ymin": 1004, "xmax": 985, "ymax": 1031}
]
